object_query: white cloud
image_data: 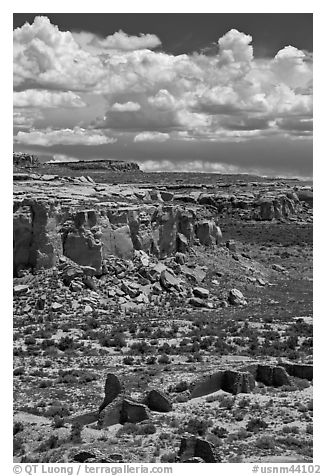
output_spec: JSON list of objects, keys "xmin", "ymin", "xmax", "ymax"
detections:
[
  {"xmin": 14, "ymin": 126, "xmax": 117, "ymax": 146},
  {"xmin": 13, "ymin": 17, "xmax": 313, "ymax": 142},
  {"xmin": 13, "ymin": 16, "xmax": 105, "ymax": 91},
  {"xmin": 134, "ymin": 131, "xmax": 170, "ymax": 142},
  {"xmin": 218, "ymin": 29, "xmax": 253, "ymax": 65},
  {"xmin": 72, "ymin": 29, "xmax": 161, "ymax": 52},
  {"xmin": 111, "ymin": 101, "xmax": 141, "ymax": 112},
  {"xmin": 13, "ymin": 89, "xmax": 86, "ymax": 108}
]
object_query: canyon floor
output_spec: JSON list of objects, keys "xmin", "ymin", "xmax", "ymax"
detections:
[{"xmin": 13, "ymin": 164, "xmax": 313, "ymax": 464}]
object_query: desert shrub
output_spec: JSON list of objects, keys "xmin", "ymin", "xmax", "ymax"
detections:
[
  {"xmin": 211, "ymin": 425, "xmax": 228, "ymax": 438},
  {"xmin": 146, "ymin": 356, "xmax": 156, "ymax": 365},
  {"xmin": 160, "ymin": 452, "xmax": 177, "ymax": 463},
  {"xmin": 233, "ymin": 409, "xmax": 245, "ymax": 421},
  {"xmin": 255, "ymin": 435, "xmax": 276, "ymax": 449},
  {"xmin": 137, "ymin": 423, "xmax": 156, "ymax": 435},
  {"xmin": 99, "ymin": 332, "xmax": 126, "ymax": 348},
  {"xmin": 184, "ymin": 418, "xmax": 209, "ymax": 436},
  {"xmin": 246, "ymin": 418, "xmax": 268, "ymax": 433},
  {"xmin": 38, "ymin": 435, "xmax": 59, "ymax": 452},
  {"xmin": 286, "ymin": 335, "xmax": 298, "ymax": 350},
  {"xmin": 85, "ymin": 317, "xmax": 99, "ymax": 329},
  {"xmin": 57, "ymin": 336, "xmax": 75, "ymax": 351},
  {"xmin": 116, "ymin": 422, "xmax": 156, "ymax": 436},
  {"xmin": 295, "ymin": 378, "xmax": 311, "ymax": 390},
  {"xmin": 227, "ymin": 428, "xmax": 251, "ymax": 441},
  {"xmin": 13, "ymin": 421, "xmax": 24, "ymax": 435},
  {"xmin": 57, "ymin": 369, "xmax": 96, "ymax": 385},
  {"xmin": 123, "ymin": 356, "xmax": 134, "ymax": 365},
  {"xmin": 45, "ymin": 404, "xmax": 70, "ymax": 418},
  {"xmin": 237, "ymin": 396, "xmax": 251, "ymax": 408},
  {"xmin": 281, "ymin": 425, "xmax": 300, "ymax": 435},
  {"xmin": 218, "ymin": 394, "xmax": 235, "ymax": 410},
  {"xmin": 24, "ymin": 336, "xmax": 36, "ymax": 346},
  {"xmin": 130, "ymin": 341, "xmax": 150, "ymax": 354},
  {"xmin": 157, "ymin": 353, "xmax": 170, "ymax": 364}
]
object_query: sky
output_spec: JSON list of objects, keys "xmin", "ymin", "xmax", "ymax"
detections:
[{"xmin": 13, "ymin": 13, "xmax": 313, "ymax": 178}]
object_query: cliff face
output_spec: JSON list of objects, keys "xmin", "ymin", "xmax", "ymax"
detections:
[
  {"xmin": 13, "ymin": 172, "xmax": 312, "ymax": 276},
  {"xmin": 13, "ymin": 199, "xmax": 221, "ymax": 275}
]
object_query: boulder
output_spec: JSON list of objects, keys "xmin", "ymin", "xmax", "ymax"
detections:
[
  {"xmin": 13, "ymin": 284, "xmax": 29, "ymax": 295},
  {"xmin": 228, "ymin": 289, "xmax": 247, "ymax": 306},
  {"xmin": 144, "ymin": 389, "xmax": 173, "ymax": 412},
  {"xmin": 120, "ymin": 399, "xmax": 150, "ymax": 424},
  {"xmin": 160, "ymin": 269, "xmax": 182, "ymax": 290},
  {"xmin": 99, "ymin": 373, "xmax": 122, "ymax": 413},
  {"xmin": 188, "ymin": 297, "xmax": 209, "ymax": 308},
  {"xmin": 179, "ymin": 436, "xmax": 219, "ymax": 463},
  {"xmin": 180, "ymin": 265, "xmax": 206, "ymax": 283},
  {"xmin": 193, "ymin": 287, "xmax": 209, "ymax": 299}
]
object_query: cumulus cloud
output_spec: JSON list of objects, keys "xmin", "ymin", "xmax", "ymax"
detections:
[
  {"xmin": 13, "ymin": 89, "xmax": 86, "ymax": 108},
  {"xmin": 13, "ymin": 17, "xmax": 313, "ymax": 144},
  {"xmin": 72, "ymin": 29, "xmax": 161, "ymax": 52},
  {"xmin": 13, "ymin": 16, "xmax": 105, "ymax": 91},
  {"xmin": 111, "ymin": 101, "xmax": 141, "ymax": 112},
  {"xmin": 218, "ymin": 29, "xmax": 253, "ymax": 65},
  {"xmin": 134, "ymin": 131, "xmax": 170, "ymax": 142},
  {"xmin": 14, "ymin": 126, "xmax": 117, "ymax": 146}
]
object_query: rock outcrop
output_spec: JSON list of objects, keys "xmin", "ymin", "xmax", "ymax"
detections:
[{"xmin": 13, "ymin": 198, "xmax": 222, "ymax": 275}]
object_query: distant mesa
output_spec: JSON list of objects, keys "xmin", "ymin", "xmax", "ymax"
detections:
[
  {"xmin": 13, "ymin": 152, "xmax": 141, "ymax": 172},
  {"xmin": 45, "ymin": 158, "xmax": 141, "ymax": 172}
]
